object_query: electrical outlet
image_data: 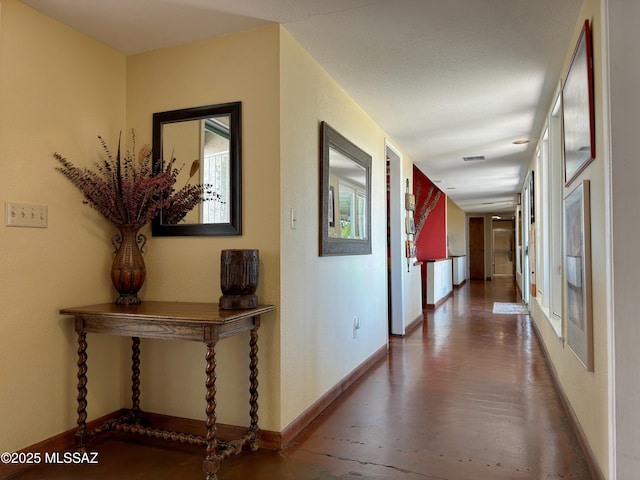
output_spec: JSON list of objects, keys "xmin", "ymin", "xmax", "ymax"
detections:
[{"xmin": 5, "ymin": 202, "xmax": 48, "ymax": 228}]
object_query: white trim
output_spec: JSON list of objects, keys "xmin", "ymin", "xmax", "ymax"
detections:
[
  {"xmin": 385, "ymin": 139, "xmax": 405, "ymax": 335},
  {"xmin": 600, "ymin": 0, "xmax": 616, "ymax": 478},
  {"xmin": 549, "ymin": 86, "xmax": 564, "ymax": 335}
]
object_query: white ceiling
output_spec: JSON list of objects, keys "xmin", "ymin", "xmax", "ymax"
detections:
[{"xmin": 21, "ymin": 0, "xmax": 583, "ymax": 214}]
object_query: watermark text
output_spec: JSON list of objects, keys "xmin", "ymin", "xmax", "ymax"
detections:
[{"xmin": 1, "ymin": 451, "xmax": 99, "ymax": 465}]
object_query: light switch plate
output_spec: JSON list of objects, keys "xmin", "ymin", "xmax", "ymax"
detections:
[{"xmin": 5, "ymin": 202, "xmax": 48, "ymax": 228}]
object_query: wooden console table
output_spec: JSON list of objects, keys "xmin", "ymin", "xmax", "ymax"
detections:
[{"xmin": 59, "ymin": 301, "xmax": 275, "ymax": 480}]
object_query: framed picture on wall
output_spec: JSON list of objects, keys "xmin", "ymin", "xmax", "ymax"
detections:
[
  {"xmin": 563, "ymin": 20, "xmax": 595, "ymax": 186},
  {"xmin": 405, "ymin": 240, "xmax": 416, "ymax": 258},
  {"xmin": 405, "ymin": 216, "xmax": 415, "ymax": 234},
  {"xmin": 405, "ymin": 193, "xmax": 416, "ymax": 211},
  {"xmin": 563, "ymin": 180, "xmax": 593, "ymax": 371}
]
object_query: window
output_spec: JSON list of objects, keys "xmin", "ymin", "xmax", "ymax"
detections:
[
  {"xmin": 539, "ymin": 127, "xmax": 550, "ymax": 311},
  {"xmin": 202, "ymin": 119, "xmax": 230, "ymax": 223},
  {"xmin": 526, "ymin": 88, "xmax": 562, "ymax": 338},
  {"xmin": 548, "ymin": 93, "xmax": 564, "ymax": 334},
  {"xmin": 338, "ymin": 181, "xmax": 367, "ymax": 239}
]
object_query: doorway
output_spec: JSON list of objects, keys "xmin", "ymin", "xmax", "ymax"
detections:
[
  {"xmin": 386, "ymin": 143, "xmax": 404, "ymax": 335},
  {"xmin": 492, "ymin": 219, "xmax": 515, "ymax": 278},
  {"xmin": 469, "ymin": 217, "xmax": 485, "ymax": 280}
]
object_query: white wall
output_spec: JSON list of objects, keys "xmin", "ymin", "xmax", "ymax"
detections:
[
  {"xmin": 426, "ymin": 259, "xmax": 453, "ymax": 305},
  {"xmin": 603, "ymin": 0, "xmax": 640, "ymax": 477},
  {"xmin": 387, "ymin": 141, "xmax": 423, "ymax": 335}
]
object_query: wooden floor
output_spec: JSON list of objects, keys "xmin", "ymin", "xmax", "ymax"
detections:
[{"xmin": 9, "ymin": 279, "xmax": 592, "ymax": 479}]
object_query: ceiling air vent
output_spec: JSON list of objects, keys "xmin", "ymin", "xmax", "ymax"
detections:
[{"xmin": 463, "ymin": 155, "xmax": 486, "ymax": 162}]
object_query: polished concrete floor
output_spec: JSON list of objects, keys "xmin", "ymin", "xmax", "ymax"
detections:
[{"xmin": 9, "ymin": 279, "xmax": 592, "ymax": 479}]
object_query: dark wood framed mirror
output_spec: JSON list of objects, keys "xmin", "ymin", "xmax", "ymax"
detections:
[
  {"xmin": 152, "ymin": 102, "xmax": 242, "ymax": 236},
  {"xmin": 320, "ymin": 121, "xmax": 372, "ymax": 256}
]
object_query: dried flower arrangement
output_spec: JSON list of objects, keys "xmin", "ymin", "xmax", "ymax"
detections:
[
  {"xmin": 414, "ymin": 175, "xmax": 442, "ymax": 240},
  {"xmin": 54, "ymin": 132, "xmax": 210, "ymax": 228}
]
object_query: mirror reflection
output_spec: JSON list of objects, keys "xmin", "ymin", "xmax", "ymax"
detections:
[
  {"xmin": 329, "ymin": 148, "xmax": 367, "ymax": 239},
  {"xmin": 320, "ymin": 121, "xmax": 372, "ymax": 256},
  {"xmin": 152, "ymin": 102, "xmax": 241, "ymax": 236},
  {"xmin": 161, "ymin": 117, "xmax": 230, "ymax": 224}
]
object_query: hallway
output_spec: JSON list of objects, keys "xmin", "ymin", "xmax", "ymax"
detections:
[{"xmin": 9, "ymin": 279, "xmax": 591, "ymax": 479}]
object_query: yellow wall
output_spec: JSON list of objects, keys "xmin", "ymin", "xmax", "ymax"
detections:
[
  {"xmin": 279, "ymin": 28, "xmax": 390, "ymax": 427},
  {"xmin": 126, "ymin": 25, "xmax": 282, "ymax": 430},
  {"xmin": 529, "ymin": 0, "xmax": 609, "ymax": 476},
  {"xmin": 446, "ymin": 197, "xmax": 466, "ymax": 256},
  {"xmin": 0, "ymin": 3, "xmax": 397, "ymax": 448},
  {"xmin": 0, "ymin": 0, "xmax": 128, "ymax": 452}
]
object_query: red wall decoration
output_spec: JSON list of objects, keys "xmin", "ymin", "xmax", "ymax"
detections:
[{"xmin": 413, "ymin": 165, "xmax": 447, "ymax": 260}]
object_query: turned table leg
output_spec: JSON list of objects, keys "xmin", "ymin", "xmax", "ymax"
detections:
[
  {"xmin": 131, "ymin": 336, "xmax": 142, "ymax": 422},
  {"xmin": 248, "ymin": 324, "xmax": 260, "ymax": 451},
  {"xmin": 75, "ymin": 332, "xmax": 88, "ymax": 450},
  {"xmin": 203, "ymin": 342, "xmax": 220, "ymax": 480}
]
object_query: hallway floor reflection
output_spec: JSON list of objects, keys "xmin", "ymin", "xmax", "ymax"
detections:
[{"xmin": 11, "ymin": 279, "xmax": 592, "ymax": 480}]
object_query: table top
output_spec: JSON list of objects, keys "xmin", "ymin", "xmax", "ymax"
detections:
[{"xmin": 60, "ymin": 301, "xmax": 276, "ymax": 325}]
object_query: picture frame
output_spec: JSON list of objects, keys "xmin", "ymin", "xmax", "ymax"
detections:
[
  {"xmin": 563, "ymin": 180, "xmax": 593, "ymax": 371},
  {"xmin": 405, "ymin": 240, "xmax": 416, "ymax": 258},
  {"xmin": 405, "ymin": 216, "xmax": 415, "ymax": 234},
  {"xmin": 562, "ymin": 20, "xmax": 595, "ymax": 186},
  {"xmin": 405, "ymin": 193, "xmax": 416, "ymax": 211},
  {"xmin": 319, "ymin": 122, "xmax": 372, "ymax": 256}
]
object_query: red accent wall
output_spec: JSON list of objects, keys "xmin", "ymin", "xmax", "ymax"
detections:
[{"xmin": 413, "ymin": 165, "xmax": 447, "ymax": 260}]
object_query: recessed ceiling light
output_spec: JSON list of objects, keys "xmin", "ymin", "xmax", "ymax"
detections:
[
  {"xmin": 462, "ymin": 155, "xmax": 486, "ymax": 162},
  {"xmin": 433, "ymin": 179, "xmax": 444, "ymax": 183},
  {"xmin": 446, "ymin": 187, "xmax": 456, "ymax": 190},
  {"xmin": 512, "ymin": 139, "xmax": 530, "ymax": 145}
]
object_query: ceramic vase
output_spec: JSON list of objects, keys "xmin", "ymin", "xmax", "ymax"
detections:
[{"xmin": 111, "ymin": 225, "xmax": 146, "ymax": 305}]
